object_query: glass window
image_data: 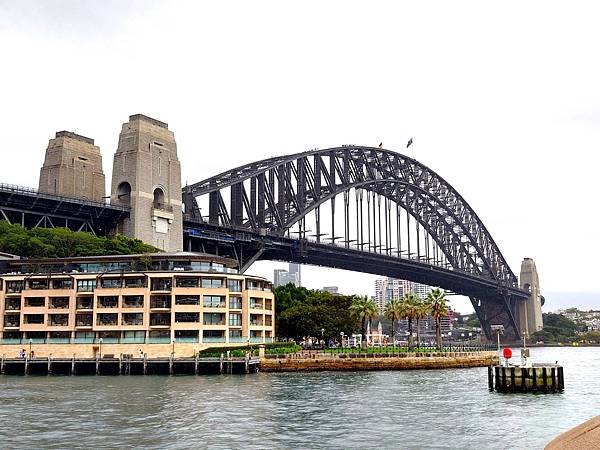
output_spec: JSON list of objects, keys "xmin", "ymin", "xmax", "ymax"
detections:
[
  {"xmin": 228, "ymin": 279, "xmax": 242, "ymax": 292},
  {"xmin": 175, "ymin": 295, "xmax": 199, "ymax": 305},
  {"xmin": 229, "ymin": 329, "xmax": 242, "ymax": 338},
  {"xmin": 175, "ymin": 277, "xmax": 199, "ymax": 288},
  {"xmin": 49, "ymin": 297, "xmax": 69, "ymax": 309},
  {"xmin": 76, "ymin": 297, "xmax": 93, "ymax": 309},
  {"xmin": 229, "ymin": 313, "xmax": 242, "ymax": 327},
  {"xmin": 101, "ymin": 278, "xmax": 122, "ymax": 289},
  {"xmin": 29, "ymin": 279, "xmax": 48, "ymax": 290},
  {"xmin": 247, "ymin": 280, "xmax": 259, "ymax": 290},
  {"xmin": 203, "ymin": 313, "xmax": 225, "ymax": 325},
  {"xmin": 97, "ymin": 313, "xmax": 118, "ymax": 326},
  {"xmin": 24, "ymin": 314, "xmax": 44, "ymax": 324},
  {"xmin": 203, "ymin": 296, "xmax": 225, "ymax": 308},
  {"xmin": 122, "ymin": 295, "xmax": 144, "ymax": 308},
  {"xmin": 229, "ymin": 297, "xmax": 242, "ymax": 309},
  {"xmin": 25, "ymin": 297, "xmax": 45, "ymax": 307},
  {"xmin": 6, "ymin": 281, "xmax": 24, "ymax": 293},
  {"xmin": 151, "ymin": 278, "xmax": 172, "ymax": 291},
  {"xmin": 49, "ymin": 314, "xmax": 69, "ymax": 326},
  {"xmin": 75, "ymin": 314, "xmax": 93, "ymax": 326},
  {"xmin": 250, "ymin": 298, "xmax": 263, "ymax": 309},
  {"xmin": 97, "ymin": 296, "xmax": 118, "ymax": 308},
  {"xmin": 202, "ymin": 278, "xmax": 223, "ymax": 289},
  {"xmin": 122, "ymin": 313, "xmax": 144, "ymax": 325},
  {"xmin": 150, "ymin": 296, "xmax": 171, "ymax": 308},
  {"xmin": 77, "ymin": 279, "xmax": 96, "ymax": 292},
  {"xmin": 52, "ymin": 279, "xmax": 72, "ymax": 289},
  {"xmin": 124, "ymin": 277, "xmax": 146, "ymax": 288},
  {"xmin": 175, "ymin": 312, "xmax": 200, "ymax": 323}
]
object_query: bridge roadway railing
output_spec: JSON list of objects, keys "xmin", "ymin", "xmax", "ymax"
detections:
[{"xmin": 0, "ymin": 183, "xmax": 130, "ymax": 213}]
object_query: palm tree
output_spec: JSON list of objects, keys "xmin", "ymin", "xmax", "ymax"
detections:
[
  {"xmin": 384, "ymin": 298, "xmax": 403, "ymax": 345},
  {"xmin": 414, "ymin": 296, "xmax": 429, "ymax": 349},
  {"xmin": 399, "ymin": 292, "xmax": 420, "ymax": 350},
  {"xmin": 427, "ymin": 288, "xmax": 449, "ymax": 350},
  {"xmin": 350, "ymin": 296, "xmax": 378, "ymax": 348}
]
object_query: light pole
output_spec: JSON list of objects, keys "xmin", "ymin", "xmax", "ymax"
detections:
[
  {"xmin": 99, "ymin": 337, "xmax": 103, "ymax": 359},
  {"xmin": 468, "ymin": 332, "xmax": 473, "ymax": 347},
  {"xmin": 340, "ymin": 332, "xmax": 345, "ymax": 351},
  {"xmin": 447, "ymin": 332, "xmax": 452, "ymax": 351},
  {"xmin": 28, "ymin": 338, "xmax": 32, "ymax": 358},
  {"xmin": 321, "ymin": 328, "xmax": 325, "ymax": 348},
  {"xmin": 171, "ymin": 338, "xmax": 176, "ymax": 358}
]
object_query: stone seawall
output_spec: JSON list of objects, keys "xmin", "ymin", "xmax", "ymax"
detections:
[{"xmin": 260, "ymin": 352, "xmax": 498, "ymax": 372}]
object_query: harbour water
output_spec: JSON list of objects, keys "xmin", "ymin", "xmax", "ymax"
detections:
[{"xmin": 0, "ymin": 347, "xmax": 598, "ymax": 449}]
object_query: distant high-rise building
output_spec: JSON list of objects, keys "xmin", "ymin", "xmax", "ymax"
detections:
[
  {"xmin": 273, "ymin": 263, "xmax": 301, "ymax": 287},
  {"xmin": 289, "ymin": 263, "xmax": 301, "ymax": 285},
  {"xmin": 374, "ymin": 278, "xmax": 433, "ymax": 314}
]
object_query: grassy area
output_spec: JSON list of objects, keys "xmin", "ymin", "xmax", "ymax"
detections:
[{"xmin": 198, "ymin": 342, "xmax": 301, "ymax": 357}]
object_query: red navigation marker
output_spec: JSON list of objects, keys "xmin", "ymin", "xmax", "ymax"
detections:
[{"xmin": 503, "ymin": 347, "xmax": 513, "ymax": 359}]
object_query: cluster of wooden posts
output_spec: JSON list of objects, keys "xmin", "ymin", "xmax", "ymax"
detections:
[{"xmin": 488, "ymin": 365, "xmax": 564, "ymax": 393}]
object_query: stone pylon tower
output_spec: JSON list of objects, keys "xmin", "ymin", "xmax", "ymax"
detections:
[
  {"xmin": 110, "ymin": 114, "xmax": 183, "ymax": 252},
  {"xmin": 518, "ymin": 258, "xmax": 543, "ymax": 336},
  {"xmin": 38, "ymin": 131, "xmax": 105, "ymax": 202}
]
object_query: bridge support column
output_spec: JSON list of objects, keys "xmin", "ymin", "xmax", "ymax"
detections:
[{"xmin": 517, "ymin": 258, "xmax": 543, "ymax": 337}]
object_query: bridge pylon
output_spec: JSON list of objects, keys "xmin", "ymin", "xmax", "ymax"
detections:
[{"xmin": 517, "ymin": 258, "xmax": 543, "ymax": 338}]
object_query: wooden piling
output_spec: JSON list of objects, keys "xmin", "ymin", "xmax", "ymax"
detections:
[
  {"xmin": 558, "ymin": 366, "xmax": 564, "ymax": 390},
  {"xmin": 71, "ymin": 355, "xmax": 76, "ymax": 375},
  {"xmin": 532, "ymin": 368, "xmax": 537, "ymax": 391},
  {"xmin": 501, "ymin": 366, "xmax": 507, "ymax": 391},
  {"xmin": 510, "ymin": 367, "xmax": 515, "ymax": 392},
  {"xmin": 551, "ymin": 367, "xmax": 556, "ymax": 392},
  {"xmin": 521, "ymin": 368, "xmax": 527, "ymax": 392},
  {"xmin": 494, "ymin": 366, "xmax": 500, "ymax": 391},
  {"xmin": 542, "ymin": 367, "xmax": 548, "ymax": 392},
  {"xmin": 488, "ymin": 366, "xmax": 493, "ymax": 390},
  {"xmin": 47, "ymin": 356, "xmax": 52, "ymax": 375}
]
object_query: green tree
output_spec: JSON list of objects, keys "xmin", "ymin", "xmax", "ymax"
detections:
[
  {"xmin": 399, "ymin": 292, "xmax": 420, "ymax": 350},
  {"xmin": 0, "ymin": 221, "xmax": 158, "ymax": 258},
  {"xmin": 531, "ymin": 313, "xmax": 578, "ymax": 343},
  {"xmin": 427, "ymin": 288, "xmax": 449, "ymax": 349},
  {"xmin": 350, "ymin": 296, "xmax": 378, "ymax": 347},
  {"xmin": 384, "ymin": 298, "xmax": 403, "ymax": 343}
]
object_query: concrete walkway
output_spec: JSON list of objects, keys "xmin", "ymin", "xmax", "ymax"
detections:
[{"xmin": 546, "ymin": 415, "xmax": 600, "ymax": 449}]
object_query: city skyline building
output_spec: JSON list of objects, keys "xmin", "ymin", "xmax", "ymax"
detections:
[
  {"xmin": 273, "ymin": 263, "xmax": 301, "ymax": 288},
  {"xmin": 374, "ymin": 277, "xmax": 434, "ymax": 314}
]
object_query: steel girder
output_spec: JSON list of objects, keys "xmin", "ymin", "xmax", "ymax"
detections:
[{"xmin": 185, "ymin": 146, "xmax": 518, "ymax": 288}]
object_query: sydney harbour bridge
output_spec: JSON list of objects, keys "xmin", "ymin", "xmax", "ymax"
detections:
[{"xmin": 0, "ymin": 136, "xmax": 541, "ymax": 342}]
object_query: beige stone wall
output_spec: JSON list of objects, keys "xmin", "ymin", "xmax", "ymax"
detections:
[
  {"xmin": 38, "ymin": 131, "xmax": 106, "ymax": 202},
  {"xmin": 110, "ymin": 114, "xmax": 183, "ymax": 252}
]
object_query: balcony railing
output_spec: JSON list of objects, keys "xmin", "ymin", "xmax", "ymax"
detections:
[
  {"xmin": 49, "ymin": 320, "xmax": 69, "ymax": 326},
  {"xmin": 76, "ymin": 301, "xmax": 93, "ymax": 309},
  {"xmin": 150, "ymin": 319, "xmax": 171, "ymax": 326},
  {"xmin": 202, "ymin": 336, "xmax": 226, "ymax": 343},
  {"xmin": 5, "ymin": 302, "xmax": 21, "ymax": 310},
  {"xmin": 150, "ymin": 300, "xmax": 171, "ymax": 309},
  {"xmin": 122, "ymin": 320, "xmax": 144, "ymax": 326},
  {"xmin": 4, "ymin": 321, "xmax": 20, "ymax": 328},
  {"xmin": 76, "ymin": 321, "xmax": 93, "ymax": 327}
]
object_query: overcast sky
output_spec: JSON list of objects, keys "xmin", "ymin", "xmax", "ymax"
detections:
[{"xmin": 1, "ymin": 1, "xmax": 599, "ymax": 312}]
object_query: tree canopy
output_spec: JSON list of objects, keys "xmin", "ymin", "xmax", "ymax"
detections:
[
  {"xmin": 0, "ymin": 221, "xmax": 158, "ymax": 258},
  {"xmin": 531, "ymin": 313, "xmax": 578, "ymax": 343},
  {"xmin": 274, "ymin": 283, "xmax": 361, "ymax": 340}
]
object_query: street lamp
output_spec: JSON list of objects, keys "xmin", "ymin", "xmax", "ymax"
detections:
[
  {"xmin": 340, "ymin": 332, "xmax": 345, "ymax": 349},
  {"xmin": 171, "ymin": 338, "xmax": 176, "ymax": 358},
  {"xmin": 321, "ymin": 328, "xmax": 325, "ymax": 348},
  {"xmin": 468, "ymin": 332, "xmax": 473, "ymax": 346},
  {"xmin": 447, "ymin": 332, "xmax": 452, "ymax": 350},
  {"xmin": 99, "ymin": 337, "xmax": 103, "ymax": 359},
  {"xmin": 28, "ymin": 338, "xmax": 32, "ymax": 358}
]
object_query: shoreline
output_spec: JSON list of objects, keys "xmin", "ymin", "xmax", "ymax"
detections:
[{"xmin": 260, "ymin": 351, "xmax": 498, "ymax": 372}]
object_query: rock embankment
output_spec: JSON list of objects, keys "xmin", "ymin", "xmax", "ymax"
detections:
[{"xmin": 260, "ymin": 352, "xmax": 497, "ymax": 372}]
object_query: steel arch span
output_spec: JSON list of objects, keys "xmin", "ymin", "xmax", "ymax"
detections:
[{"xmin": 182, "ymin": 145, "xmax": 532, "ymax": 341}]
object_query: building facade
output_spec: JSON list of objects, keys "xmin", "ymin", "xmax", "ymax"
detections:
[
  {"xmin": 273, "ymin": 263, "xmax": 301, "ymax": 287},
  {"xmin": 374, "ymin": 277, "xmax": 433, "ymax": 313},
  {"xmin": 0, "ymin": 253, "xmax": 274, "ymax": 346}
]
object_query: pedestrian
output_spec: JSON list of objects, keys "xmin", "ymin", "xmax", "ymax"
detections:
[
  {"xmin": 30, "ymin": 350, "xmax": 35, "ymax": 358},
  {"xmin": 138, "ymin": 349, "xmax": 144, "ymax": 358},
  {"xmin": 18, "ymin": 349, "xmax": 25, "ymax": 359}
]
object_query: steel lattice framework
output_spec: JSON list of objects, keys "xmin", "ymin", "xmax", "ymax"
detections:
[{"xmin": 183, "ymin": 146, "xmax": 529, "ymax": 340}]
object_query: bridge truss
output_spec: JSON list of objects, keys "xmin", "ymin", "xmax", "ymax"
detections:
[{"xmin": 183, "ymin": 146, "xmax": 529, "ymax": 341}]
